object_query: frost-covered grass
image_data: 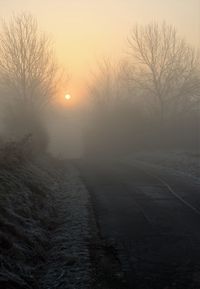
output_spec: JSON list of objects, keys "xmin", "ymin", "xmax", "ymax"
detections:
[
  {"xmin": 124, "ymin": 150, "xmax": 200, "ymax": 180},
  {"xmin": 0, "ymin": 159, "xmax": 57, "ymax": 288},
  {"xmin": 0, "ymin": 142, "xmax": 91, "ymax": 289}
]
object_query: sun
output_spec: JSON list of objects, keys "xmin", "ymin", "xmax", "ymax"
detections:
[{"xmin": 65, "ymin": 94, "xmax": 71, "ymax": 100}]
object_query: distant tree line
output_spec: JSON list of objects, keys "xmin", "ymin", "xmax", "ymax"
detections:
[{"xmin": 85, "ymin": 22, "xmax": 200, "ymax": 157}]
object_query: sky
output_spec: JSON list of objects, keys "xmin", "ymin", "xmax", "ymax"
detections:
[{"xmin": 0, "ymin": 0, "xmax": 199, "ymax": 100}]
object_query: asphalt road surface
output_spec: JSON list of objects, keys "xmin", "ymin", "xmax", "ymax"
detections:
[{"xmin": 78, "ymin": 159, "xmax": 200, "ymax": 289}]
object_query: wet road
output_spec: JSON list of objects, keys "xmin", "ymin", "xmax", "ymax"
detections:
[{"xmin": 78, "ymin": 160, "xmax": 200, "ymax": 289}]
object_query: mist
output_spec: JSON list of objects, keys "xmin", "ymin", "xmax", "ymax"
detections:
[
  {"xmin": 0, "ymin": 15, "xmax": 199, "ymax": 160},
  {"xmin": 45, "ymin": 22, "xmax": 200, "ymax": 161},
  {"xmin": 0, "ymin": 6, "xmax": 200, "ymax": 289}
]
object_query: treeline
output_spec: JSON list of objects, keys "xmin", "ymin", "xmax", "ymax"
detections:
[{"xmin": 85, "ymin": 23, "xmax": 200, "ymax": 157}]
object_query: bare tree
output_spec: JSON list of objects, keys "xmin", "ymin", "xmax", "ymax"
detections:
[
  {"xmin": 128, "ymin": 22, "xmax": 200, "ymax": 123},
  {"xmin": 88, "ymin": 59, "xmax": 115, "ymax": 112},
  {"xmin": 0, "ymin": 13, "xmax": 63, "ymax": 152},
  {"xmin": 0, "ymin": 13, "xmax": 59, "ymax": 108},
  {"xmin": 85, "ymin": 59, "xmax": 140, "ymax": 157},
  {"xmin": 88, "ymin": 58, "xmax": 134, "ymax": 112}
]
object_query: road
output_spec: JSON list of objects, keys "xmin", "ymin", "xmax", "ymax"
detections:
[{"xmin": 78, "ymin": 159, "xmax": 200, "ymax": 289}]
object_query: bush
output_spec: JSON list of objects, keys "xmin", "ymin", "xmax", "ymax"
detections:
[
  {"xmin": 0, "ymin": 136, "xmax": 33, "ymax": 169},
  {"xmin": 3, "ymin": 101, "xmax": 49, "ymax": 155}
]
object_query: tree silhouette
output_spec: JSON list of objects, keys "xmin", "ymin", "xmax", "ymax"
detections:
[
  {"xmin": 0, "ymin": 13, "xmax": 58, "ymax": 108},
  {"xmin": 0, "ymin": 13, "xmax": 61, "ymax": 151},
  {"xmin": 128, "ymin": 22, "xmax": 200, "ymax": 123}
]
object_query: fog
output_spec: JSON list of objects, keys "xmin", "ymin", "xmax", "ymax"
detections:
[
  {"xmin": 0, "ymin": 14, "xmax": 199, "ymax": 160},
  {"xmin": 45, "ymin": 105, "xmax": 85, "ymax": 158},
  {"xmin": 47, "ymin": 23, "xmax": 200, "ymax": 160},
  {"xmin": 0, "ymin": 8, "xmax": 200, "ymax": 289}
]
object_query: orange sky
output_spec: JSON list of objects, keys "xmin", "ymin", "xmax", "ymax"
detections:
[{"xmin": 1, "ymin": 0, "xmax": 199, "ymax": 102}]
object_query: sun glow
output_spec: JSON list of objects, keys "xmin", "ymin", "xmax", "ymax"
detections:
[
  {"xmin": 55, "ymin": 86, "xmax": 84, "ymax": 108},
  {"xmin": 65, "ymin": 94, "xmax": 71, "ymax": 100}
]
